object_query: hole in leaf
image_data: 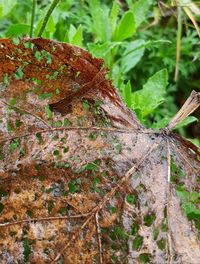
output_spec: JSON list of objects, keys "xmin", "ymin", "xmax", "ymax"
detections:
[
  {"xmin": 0, "ymin": 202, "xmax": 4, "ymax": 214},
  {"xmin": 138, "ymin": 253, "xmax": 151, "ymax": 263},
  {"xmin": 23, "ymin": 238, "xmax": 31, "ymax": 262},
  {"xmin": 126, "ymin": 194, "xmax": 136, "ymax": 205},
  {"xmin": 157, "ymin": 238, "xmax": 166, "ymax": 250},
  {"xmin": 132, "ymin": 235, "xmax": 143, "ymax": 251},
  {"xmin": 144, "ymin": 212, "xmax": 156, "ymax": 227}
]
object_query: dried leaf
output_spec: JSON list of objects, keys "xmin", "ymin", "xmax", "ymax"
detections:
[{"xmin": 0, "ymin": 38, "xmax": 199, "ymax": 263}]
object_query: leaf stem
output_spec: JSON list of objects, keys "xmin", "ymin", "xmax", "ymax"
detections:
[
  {"xmin": 38, "ymin": 0, "xmax": 60, "ymax": 37},
  {"xmin": 30, "ymin": 0, "xmax": 36, "ymax": 38},
  {"xmin": 174, "ymin": 5, "xmax": 182, "ymax": 82}
]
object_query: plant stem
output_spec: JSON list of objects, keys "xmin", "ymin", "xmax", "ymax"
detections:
[
  {"xmin": 38, "ymin": 0, "xmax": 60, "ymax": 37},
  {"xmin": 30, "ymin": 0, "xmax": 36, "ymax": 38},
  {"xmin": 174, "ymin": 5, "xmax": 182, "ymax": 82}
]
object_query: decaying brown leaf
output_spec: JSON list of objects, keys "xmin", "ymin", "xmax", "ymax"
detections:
[{"xmin": 0, "ymin": 38, "xmax": 199, "ymax": 264}]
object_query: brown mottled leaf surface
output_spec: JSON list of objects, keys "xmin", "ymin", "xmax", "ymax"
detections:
[{"xmin": 0, "ymin": 38, "xmax": 199, "ymax": 264}]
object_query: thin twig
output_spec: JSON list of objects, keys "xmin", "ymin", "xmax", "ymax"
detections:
[
  {"xmin": 38, "ymin": 0, "xmax": 60, "ymax": 37},
  {"xmin": 95, "ymin": 212, "xmax": 103, "ymax": 264},
  {"xmin": 0, "ymin": 213, "xmax": 90, "ymax": 227},
  {"xmin": 30, "ymin": 0, "xmax": 36, "ymax": 38}
]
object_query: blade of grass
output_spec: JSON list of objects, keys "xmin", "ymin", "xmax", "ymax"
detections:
[
  {"xmin": 38, "ymin": 0, "xmax": 60, "ymax": 37},
  {"xmin": 174, "ymin": 5, "xmax": 182, "ymax": 82},
  {"xmin": 183, "ymin": 6, "xmax": 200, "ymax": 38},
  {"xmin": 30, "ymin": 0, "xmax": 36, "ymax": 38}
]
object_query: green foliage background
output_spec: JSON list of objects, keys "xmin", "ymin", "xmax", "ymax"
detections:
[{"xmin": 0, "ymin": 0, "xmax": 199, "ymax": 144}]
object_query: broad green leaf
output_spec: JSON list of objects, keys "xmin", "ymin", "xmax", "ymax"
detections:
[
  {"xmin": 89, "ymin": 0, "xmax": 111, "ymax": 42},
  {"xmin": 72, "ymin": 25, "xmax": 83, "ymax": 47},
  {"xmin": 110, "ymin": 0, "xmax": 120, "ymax": 34},
  {"xmin": 88, "ymin": 42, "xmax": 121, "ymax": 58},
  {"xmin": 174, "ymin": 116, "xmax": 198, "ymax": 129},
  {"xmin": 114, "ymin": 11, "xmax": 135, "ymax": 41},
  {"xmin": 126, "ymin": 0, "xmax": 133, "ymax": 8},
  {"xmin": 131, "ymin": 0, "xmax": 153, "ymax": 28},
  {"xmin": 6, "ymin": 24, "xmax": 30, "ymax": 37},
  {"xmin": 34, "ymin": 15, "xmax": 55, "ymax": 37},
  {"xmin": 123, "ymin": 81, "xmax": 132, "ymax": 108},
  {"xmin": 188, "ymin": 138, "xmax": 200, "ymax": 147},
  {"xmin": 0, "ymin": 0, "xmax": 17, "ymax": 16},
  {"xmin": 68, "ymin": 24, "xmax": 76, "ymax": 42},
  {"xmin": 111, "ymin": 63, "xmax": 123, "ymax": 88},
  {"xmin": 69, "ymin": 24, "xmax": 83, "ymax": 47},
  {"xmin": 121, "ymin": 39, "xmax": 145, "ymax": 73},
  {"xmin": 46, "ymin": 16, "xmax": 56, "ymax": 33},
  {"xmin": 132, "ymin": 69, "xmax": 168, "ymax": 117},
  {"xmin": 152, "ymin": 117, "xmax": 171, "ymax": 130}
]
